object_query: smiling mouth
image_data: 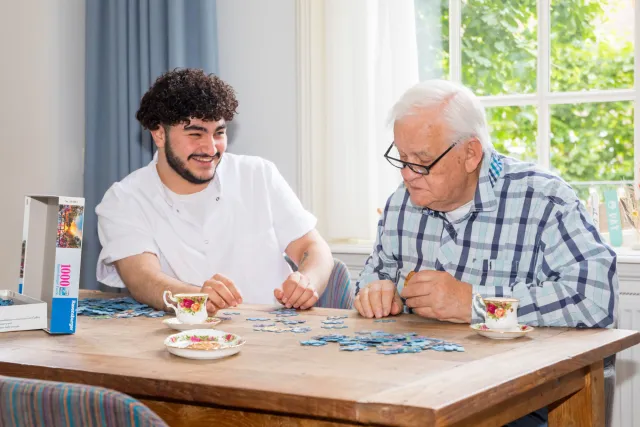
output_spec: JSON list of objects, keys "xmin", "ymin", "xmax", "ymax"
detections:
[{"xmin": 189, "ymin": 153, "xmax": 220, "ymax": 163}]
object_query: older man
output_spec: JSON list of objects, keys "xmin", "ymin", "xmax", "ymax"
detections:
[{"xmin": 354, "ymin": 79, "xmax": 618, "ymax": 425}]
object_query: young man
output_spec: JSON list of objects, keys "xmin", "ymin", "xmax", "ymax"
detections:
[{"xmin": 96, "ymin": 68, "xmax": 334, "ymax": 314}]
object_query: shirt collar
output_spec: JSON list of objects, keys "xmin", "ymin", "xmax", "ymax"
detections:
[
  {"xmin": 471, "ymin": 150, "xmax": 503, "ymax": 213},
  {"xmin": 418, "ymin": 149, "xmax": 503, "ymax": 216}
]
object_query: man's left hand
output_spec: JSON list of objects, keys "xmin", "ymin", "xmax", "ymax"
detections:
[
  {"xmin": 401, "ymin": 270, "xmax": 472, "ymax": 323},
  {"xmin": 274, "ymin": 272, "xmax": 319, "ymax": 310}
]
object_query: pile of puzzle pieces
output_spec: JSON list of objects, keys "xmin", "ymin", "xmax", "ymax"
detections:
[
  {"xmin": 301, "ymin": 330, "xmax": 465, "ymax": 355},
  {"xmin": 77, "ymin": 297, "xmax": 166, "ymax": 319}
]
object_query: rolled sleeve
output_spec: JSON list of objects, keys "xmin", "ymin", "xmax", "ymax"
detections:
[
  {"xmin": 95, "ymin": 184, "xmax": 159, "ymax": 288},
  {"xmin": 265, "ymin": 161, "xmax": 317, "ymax": 252}
]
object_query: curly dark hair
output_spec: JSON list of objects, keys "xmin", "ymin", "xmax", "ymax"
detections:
[{"xmin": 135, "ymin": 68, "xmax": 239, "ymax": 130}]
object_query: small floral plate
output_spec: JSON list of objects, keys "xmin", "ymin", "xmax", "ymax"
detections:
[
  {"xmin": 470, "ymin": 323, "xmax": 534, "ymax": 340},
  {"xmin": 162, "ymin": 316, "xmax": 222, "ymax": 331},
  {"xmin": 164, "ymin": 329, "xmax": 246, "ymax": 360}
]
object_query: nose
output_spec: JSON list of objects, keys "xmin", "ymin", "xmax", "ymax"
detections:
[{"xmin": 401, "ymin": 165, "xmax": 422, "ymax": 182}]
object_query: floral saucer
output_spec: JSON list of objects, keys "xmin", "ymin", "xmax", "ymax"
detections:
[
  {"xmin": 162, "ymin": 316, "xmax": 221, "ymax": 331},
  {"xmin": 470, "ymin": 323, "xmax": 534, "ymax": 340},
  {"xmin": 164, "ymin": 329, "xmax": 245, "ymax": 360}
]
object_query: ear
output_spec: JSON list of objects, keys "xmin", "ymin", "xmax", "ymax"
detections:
[
  {"xmin": 464, "ymin": 138, "xmax": 484, "ymax": 173},
  {"xmin": 151, "ymin": 126, "xmax": 166, "ymax": 149}
]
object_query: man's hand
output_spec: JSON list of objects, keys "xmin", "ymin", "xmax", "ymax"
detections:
[
  {"xmin": 354, "ymin": 280, "xmax": 403, "ymax": 319},
  {"xmin": 274, "ymin": 271, "xmax": 318, "ymax": 309},
  {"xmin": 401, "ymin": 270, "xmax": 472, "ymax": 323},
  {"xmin": 200, "ymin": 274, "xmax": 243, "ymax": 315}
]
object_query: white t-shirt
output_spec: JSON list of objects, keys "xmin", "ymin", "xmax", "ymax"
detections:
[
  {"xmin": 95, "ymin": 153, "xmax": 317, "ymax": 305},
  {"xmin": 444, "ymin": 199, "xmax": 474, "ymax": 223}
]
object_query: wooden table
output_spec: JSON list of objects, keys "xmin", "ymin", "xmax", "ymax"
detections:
[{"xmin": 0, "ymin": 295, "xmax": 638, "ymax": 426}]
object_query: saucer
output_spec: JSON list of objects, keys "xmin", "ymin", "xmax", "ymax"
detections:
[
  {"xmin": 470, "ymin": 323, "xmax": 534, "ymax": 340},
  {"xmin": 164, "ymin": 329, "xmax": 245, "ymax": 360},
  {"xmin": 162, "ymin": 316, "xmax": 222, "ymax": 331}
]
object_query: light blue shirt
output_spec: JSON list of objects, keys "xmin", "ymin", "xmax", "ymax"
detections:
[{"xmin": 356, "ymin": 150, "xmax": 618, "ymax": 327}]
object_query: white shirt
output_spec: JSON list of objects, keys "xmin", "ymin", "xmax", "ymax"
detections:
[
  {"xmin": 444, "ymin": 199, "xmax": 474, "ymax": 223},
  {"xmin": 95, "ymin": 153, "xmax": 317, "ymax": 304}
]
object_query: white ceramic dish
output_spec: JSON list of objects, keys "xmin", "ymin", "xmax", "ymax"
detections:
[
  {"xmin": 164, "ymin": 329, "xmax": 245, "ymax": 360},
  {"xmin": 162, "ymin": 316, "xmax": 221, "ymax": 331},
  {"xmin": 470, "ymin": 323, "xmax": 534, "ymax": 340}
]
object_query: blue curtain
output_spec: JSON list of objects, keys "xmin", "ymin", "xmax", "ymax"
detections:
[{"xmin": 83, "ymin": 0, "xmax": 219, "ymax": 290}]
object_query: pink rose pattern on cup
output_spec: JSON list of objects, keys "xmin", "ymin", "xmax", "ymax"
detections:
[
  {"xmin": 176, "ymin": 296, "xmax": 206, "ymax": 315},
  {"xmin": 486, "ymin": 301, "xmax": 514, "ymax": 320}
]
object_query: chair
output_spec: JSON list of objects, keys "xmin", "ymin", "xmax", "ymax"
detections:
[
  {"xmin": 285, "ymin": 256, "xmax": 355, "ymax": 309},
  {"xmin": 0, "ymin": 375, "xmax": 168, "ymax": 427}
]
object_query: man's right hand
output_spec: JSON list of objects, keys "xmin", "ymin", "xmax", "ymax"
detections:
[
  {"xmin": 200, "ymin": 273, "xmax": 243, "ymax": 314},
  {"xmin": 354, "ymin": 280, "xmax": 403, "ymax": 318}
]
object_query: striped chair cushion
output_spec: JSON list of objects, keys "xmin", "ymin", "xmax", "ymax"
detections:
[
  {"xmin": 0, "ymin": 375, "xmax": 167, "ymax": 427},
  {"xmin": 316, "ymin": 258, "xmax": 355, "ymax": 309}
]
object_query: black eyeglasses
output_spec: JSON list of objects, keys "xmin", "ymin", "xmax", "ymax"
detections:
[{"xmin": 384, "ymin": 141, "xmax": 459, "ymax": 176}]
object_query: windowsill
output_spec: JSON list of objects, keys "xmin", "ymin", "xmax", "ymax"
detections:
[{"xmin": 330, "ymin": 242, "xmax": 640, "ymax": 264}]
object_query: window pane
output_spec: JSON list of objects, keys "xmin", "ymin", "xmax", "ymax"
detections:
[
  {"xmin": 414, "ymin": 0, "xmax": 449, "ymax": 80},
  {"xmin": 461, "ymin": 0, "xmax": 537, "ymax": 96},
  {"xmin": 550, "ymin": 0, "xmax": 634, "ymax": 92},
  {"xmin": 550, "ymin": 101, "xmax": 634, "ymax": 183},
  {"xmin": 487, "ymin": 106, "xmax": 538, "ymax": 162}
]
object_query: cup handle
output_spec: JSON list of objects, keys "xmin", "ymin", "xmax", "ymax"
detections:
[
  {"xmin": 162, "ymin": 290, "xmax": 178, "ymax": 314},
  {"xmin": 472, "ymin": 293, "xmax": 486, "ymax": 318}
]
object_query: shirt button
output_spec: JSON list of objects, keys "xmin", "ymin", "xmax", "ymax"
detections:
[
  {"xmin": 216, "ymin": 197, "xmax": 220, "ymax": 201},
  {"xmin": 204, "ymin": 240, "xmax": 209, "ymax": 244}
]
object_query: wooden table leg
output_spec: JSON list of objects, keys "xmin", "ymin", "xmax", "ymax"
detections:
[{"xmin": 548, "ymin": 360, "xmax": 605, "ymax": 427}]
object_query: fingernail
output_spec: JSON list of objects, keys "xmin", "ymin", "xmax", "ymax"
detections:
[
  {"xmin": 282, "ymin": 297, "xmax": 288, "ymax": 303},
  {"xmin": 286, "ymin": 303, "xmax": 292, "ymax": 308},
  {"xmin": 376, "ymin": 311, "xmax": 382, "ymax": 318}
]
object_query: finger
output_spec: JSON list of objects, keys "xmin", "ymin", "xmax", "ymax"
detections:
[
  {"xmin": 390, "ymin": 292, "xmax": 404, "ymax": 315},
  {"xmin": 405, "ymin": 295, "xmax": 432, "ymax": 309},
  {"xmin": 213, "ymin": 274, "xmax": 243, "ymax": 304},
  {"xmin": 367, "ymin": 284, "xmax": 383, "ymax": 318},
  {"xmin": 296, "ymin": 288, "xmax": 318, "ymax": 309},
  {"xmin": 202, "ymin": 285, "xmax": 227, "ymax": 309},
  {"xmin": 299, "ymin": 292, "xmax": 318, "ymax": 310},
  {"xmin": 208, "ymin": 280, "xmax": 238, "ymax": 307},
  {"xmin": 286, "ymin": 282, "xmax": 307, "ymax": 309},
  {"xmin": 401, "ymin": 280, "xmax": 431, "ymax": 299},
  {"xmin": 273, "ymin": 288, "xmax": 284, "ymax": 303},
  {"xmin": 354, "ymin": 295, "xmax": 364, "ymax": 316},
  {"xmin": 360, "ymin": 288, "xmax": 374, "ymax": 318},
  {"xmin": 282, "ymin": 273, "xmax": 301, "ymax": 303},
  {"xmin": 206, "ymin": 300, "xmax": 218, "ymax": 315},
  {"xmin": 381, "ymin": 281, "xmax": 395, "ymax": 316}
]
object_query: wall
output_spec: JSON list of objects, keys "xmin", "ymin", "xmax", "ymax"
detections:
[
  {"xmin": 216, "ymin": 0, "xmax": 300, "ymax": 192},
  {"xmin": 0, "ymin": 0, "xmax": 86, "ymax": 291}
]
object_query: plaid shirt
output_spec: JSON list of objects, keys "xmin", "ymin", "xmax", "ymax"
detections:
[{"xmin": 356, "ymin": 150, "xmax": 618, "ymax": 328}]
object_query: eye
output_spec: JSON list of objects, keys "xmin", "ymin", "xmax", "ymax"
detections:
[{"xmin": 188, "ymin": 133, "xmax": 201, "ymax": 137}]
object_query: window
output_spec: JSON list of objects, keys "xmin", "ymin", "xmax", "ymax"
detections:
[
  {"xmin": 297, "ymin": 0, "xmax": 638, "ymax": 250},
  {"xmin": 415, "ymin": 0, "xmax": 637, "ymax": 245}
]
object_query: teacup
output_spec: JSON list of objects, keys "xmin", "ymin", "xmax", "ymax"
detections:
[
  {"xmin": 163, "ymin": 291, "xmax": 208, "ymax": 325},
  {"xmin": 472, "ymin": 295, "xmax": 519, "ymax": 330}
]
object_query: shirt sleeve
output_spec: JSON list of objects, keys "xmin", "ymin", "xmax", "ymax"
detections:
[
  {"xmin": 472, "ymin": 200, "xmax": 618, "ymax": 328},
  {"xmin": 265, "ymin": 160, "xmax": 317, "ymax": 252},
  {"xmin": 95, "ymin": 183, "xmax": 160, "ymax": 288},
  {"xmin": 355, "ymin": 197, "xmax": 399, "ymax": 294}
]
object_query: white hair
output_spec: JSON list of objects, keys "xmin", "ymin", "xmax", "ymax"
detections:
[{"xmin": 388, "ymin": 79, "xmax": 493, "ymax": 153}]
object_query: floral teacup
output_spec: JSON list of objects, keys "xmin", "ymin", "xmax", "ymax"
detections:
[
  {"xmin": 472, "ymin": 295, "xmax": 519, "ymax": 330},
  {"xmin": 162, "ymin": 291, "xmax": 208, "ymax": 325}
]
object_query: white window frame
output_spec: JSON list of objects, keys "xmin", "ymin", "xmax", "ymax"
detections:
[
  {"xmin": 448, "ymin": 0, "xmax": 639, "ymax": 186},
  {"xmin": 295, "ymin": 0, "xmax": 640, "ymax": 254}
]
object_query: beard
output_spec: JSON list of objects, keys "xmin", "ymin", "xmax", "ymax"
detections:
[{"xmin": 164, "ymin": 135, "xmax": 220, "ymax": 185}]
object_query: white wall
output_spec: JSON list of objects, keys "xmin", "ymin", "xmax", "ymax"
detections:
[
  {"xmin": 216, "ymin": 0, "xmax": 300, "ymax": 192},
  {"xmin": 0, "ymin": 0, "xmax": 85, "ymax": 291}
]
